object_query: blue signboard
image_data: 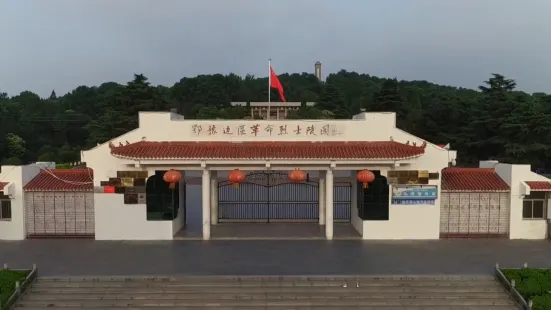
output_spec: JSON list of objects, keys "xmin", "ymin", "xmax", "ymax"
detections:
[
  {"xmin": 392, "ymin": 199, "xmax": 435, "ymax": 205},
  {"xmin": 391, "ymin": 185, "xmax": 438, "ymax": 200}
]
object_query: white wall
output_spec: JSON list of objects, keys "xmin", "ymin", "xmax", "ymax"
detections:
[
  {"xmin": 82, "ymin": 112, "xmax": 454, "ymax": 185},
  {"xmin": 0, "ymin": 163, "xmax": 44, "ymax": 240},
  {"xmin": 94, "ymin": 193, "xmax": 173, "ymax": 240},
  {"xmin": 494, "ymin": 162, "xmax": 549, "ymax": 239},
  {"xmin": 362, "ymin": 169, "xmax": 441, "ymax": 240}
]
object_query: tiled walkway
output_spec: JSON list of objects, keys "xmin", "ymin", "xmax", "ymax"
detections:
[
  {"xmin": 175, "ymin": 223, "xmax": 361, "ymax": 240},
  {"xmin": 1, "ymin": 239, "xmax": 550, "ymax": 276}
]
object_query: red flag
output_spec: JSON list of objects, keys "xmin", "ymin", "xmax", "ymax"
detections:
[{"xmin": 269, "ymin": 66, "xmax": 286, "ymax": 102}]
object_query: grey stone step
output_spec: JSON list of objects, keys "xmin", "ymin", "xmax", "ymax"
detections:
[
  {"xmin": 36, "ymin": 275, "xmax": 496, "ymax": 282},
  {"xmin": 21, "ymin": 291, "xmax": 511, "ymax": 300},
  {"xmin": 31, "ymin": 280, "xmax": 502, "ymax": 288},
  {"xmin": 17, "ymin": 275, "xmax": 515, "ymax": 309},
  {"xmin": 27, "ymin": 286, "xmax": 508, "ymax": 294},
  {"xmin": 15, "ymin": 298, "xmax": 517, "ymax": 307},
  {"xmin": 12, "ymin": 306, "xmax": 519, "ymax": 310}
]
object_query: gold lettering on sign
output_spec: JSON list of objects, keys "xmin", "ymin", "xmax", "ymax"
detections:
[
  {"xmin": 264, "ymin": 124, "xmax": 274, "ymax": 135},
  {"xmin": 320, "ymin": 124, "xmax": 329, "ymax": 135},
  {"xmin": 250, "ymin": 124, "xmax": 260, "ymax": 136},
  {"xmin": 191, "ymin": 123, "xmax": 341, "ymax": 137},
  {"xmin": 192, "ymin": 124, "xmax": 203, "ymax": 135},
  {"xmin": 223, "ymin": 126, "xmax": 233, "ymax": 135},
  {"xmin": 208, "ymin": 125, "xmax": 217, "ymax": 135},
  {"xmin": 237, "ymin": 125, "xmax": 246, "ymax": 135}
]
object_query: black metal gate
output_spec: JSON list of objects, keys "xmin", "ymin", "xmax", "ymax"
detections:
[{"xmin": 217, "ymin": 171, "xmax": 351, "ymax": 223}]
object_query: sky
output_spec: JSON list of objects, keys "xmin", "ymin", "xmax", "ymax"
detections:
[{"xmin": 1, "ymin": 0, "xmax": 551, "ymax": 96}]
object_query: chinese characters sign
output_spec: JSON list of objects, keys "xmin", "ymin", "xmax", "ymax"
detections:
[
  {"xmin": 391, "ymin": 185, "xmax": 438, "ymax": 200},
  {"xmin": 191, "ymin": 123, "xmax": 342, "ymax": 137},
  {"xmin": 391, "ymin": 199, "xmax": 435, "ymax": 205}
]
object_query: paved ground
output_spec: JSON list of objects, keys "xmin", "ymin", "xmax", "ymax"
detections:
[{"xmin": 1, "ymin": 239, "xmax": 550, "ymax": 276}]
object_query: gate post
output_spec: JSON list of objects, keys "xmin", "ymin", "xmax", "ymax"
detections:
[
  {"xmin": 201, "ymin": 169, "xmax": 211, "ymax": 240},
  {"xmin": 325, "ymin": 169, "xmax": 334, "ymax": 240},
  {"xmin": 351, "ymin": 171, "xmax": 358, "ymax": 216},
  {"xmin": 319, "ymin": 171, "xmax": 326, "ymax": 225},
  {"xmin": 210, "ymin": 171, "xmax": 218, "ymax": 225}
]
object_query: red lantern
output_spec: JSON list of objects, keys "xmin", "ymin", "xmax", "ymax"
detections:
[
  {"xmin": 288, "ymin": 169, "xmax": 307, "ymax": 182},
  {"xmin": 163, "ymin": 169, "xmax": 182, "ymax": 190},
  {"xmin": 357, "ymin": 170, "xmax": 375, "ymax": 189},
  {"xmin": 228, "ymin": 169, "xmax": 246, "ymax": 188}
]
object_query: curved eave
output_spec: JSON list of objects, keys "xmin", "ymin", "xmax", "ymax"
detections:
[
  {"xmin": 110, "ymin": 154, "xmax": 424, "ymax": 161},
  {"xmin": 441, "ymin": 189, "xmax": 510, "ymax": 193}
]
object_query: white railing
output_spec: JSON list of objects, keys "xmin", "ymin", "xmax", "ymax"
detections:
[{"xmin": 494, "ymin": 263, "xmax": 532, "ymax": 310}]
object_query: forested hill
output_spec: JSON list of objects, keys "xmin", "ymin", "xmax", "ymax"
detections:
[{"xmin": 0, "ymin": 70, "xmax": 550, "ymax": 169}]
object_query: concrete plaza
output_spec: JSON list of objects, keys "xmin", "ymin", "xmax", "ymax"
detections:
[{"xmin": 1, "ymin": 239, "xmax": 550, "ymax": 276}]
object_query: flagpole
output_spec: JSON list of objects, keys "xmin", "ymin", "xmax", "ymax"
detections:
[{"xmin": 268, "ymin": 59, "xmax": 271, "ymax": 120}]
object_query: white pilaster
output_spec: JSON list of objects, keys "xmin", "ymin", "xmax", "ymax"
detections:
[
  {"xmin": 202, "ymin": 169, "xmax": 211, "ymax": 240},
  {"xmin": 351, "ymin": 171, "xmax": 358, "ymax": 211},
  {"xmin": 210, "ymin": 171, "xmax": 218, "ymax": 225},
  {"xmin": 325, "ymin": 169, "xmax": 334, "ymax": 240},
  {"xmin": 318, "ymin": 171, "xmax": 326, "ymax": 225}
]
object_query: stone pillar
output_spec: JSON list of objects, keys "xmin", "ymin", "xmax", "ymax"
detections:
[
  {"xmin": 202, "ymin": 169, "xmax": 211, "ymax": 240},
  {"xmin": 210, "ymin": 171, "xmax": 218, "ymax": 225},
  {"xmin": 318, "ymin": 171, "xmax": 326, "ymax": 225},
  {"xmin": 325, "ymin": 169, "xmax": 334, "ymax": 240}
]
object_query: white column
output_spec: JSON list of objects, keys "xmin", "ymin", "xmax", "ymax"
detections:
[
  {"xmin": 318, "ymin": 171, "xmax": 326, "ymax": 225},
  {"xmin": 210, "ymin": 171, "xmax": 218, "ymax": 225},
  {"xmin": 351, "ymin": 171, "xmax": 358, "ymax": 214},
  {"xmin": 325, "ymin": 169, "xmax": 334, "ymax": 240},
  {"xmin": 202, "ymin": 169, "xmax": 211, "ymax": 240}
]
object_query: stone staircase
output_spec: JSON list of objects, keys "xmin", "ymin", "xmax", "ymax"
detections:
[{"xmin": 13, "ymin": 275, "xmax": 517, "ymax": 309}]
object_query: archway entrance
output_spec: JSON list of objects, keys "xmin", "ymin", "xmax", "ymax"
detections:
[
  {"xmin": 145, "ymin": 171, "xmax": 183, "ymax": 221},
  {"xmin": 357, "ymin": 170, "xmax": 390, "ymax": 220}
]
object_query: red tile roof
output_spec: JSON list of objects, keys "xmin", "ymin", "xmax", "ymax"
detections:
[
  {"xmin": 110, "ymin": 141, "xmax": 426, "ymax": 160},
  {"xmin": 0, "ymin": 182, "xmax": 7, "ymax": 190},
  {"xmin": 525, "ymin": 181, "xmax": 551, "ymax": 191},
  {"xmin": 441, "ymin": 168, "xmax": 509, "ymax": 192},
  {"xmin": 24, "ymin": 169, "xmax": 93, "ymax": 191}
]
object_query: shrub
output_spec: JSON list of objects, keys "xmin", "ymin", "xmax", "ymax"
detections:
[
  {"xmin": 0, "ymin": 269, "xmax": 29, "ymax": 307},
  {"xmin": 502, "ymin": 268, "xmax": 551, "ymax": 310}
]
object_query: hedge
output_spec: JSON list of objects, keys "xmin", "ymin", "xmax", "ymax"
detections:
[
  {"xmin": 0, "ymin": 269, "xmax": 29, "ymax": 307},
  {"xmin": 502, "ymin": 268, "xmax": 551, "ymax": 310}
]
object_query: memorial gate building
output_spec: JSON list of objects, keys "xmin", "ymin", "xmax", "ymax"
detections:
[{"xmin": 0, "ymin": 111, "xmax": 549, "ymax": 240}]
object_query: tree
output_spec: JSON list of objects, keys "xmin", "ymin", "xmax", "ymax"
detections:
[
  {"xmin": 287, "ymin": 106, "xmax": 324, "ymax": 119},
  {"xmin": 369, "ymin": 78, "xmax": 405, "ymax": 113},
  {"xmin": 1, "ymin": 70, "xmax": 551, "ymax": 169},
  {"xmin": 49, "ymin": 90, "xmax": 57, "ymax": 100},
  {"xmin": 196, "ymin": 106, "xmax": 220, "ymax": 119},
  {"xmin": 317, "ymin": 84, "xmax": 348, "ymax": 119},
  {"xmin": 6, "ymin": 133, "xmax": 26, "ymax": 159}
]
